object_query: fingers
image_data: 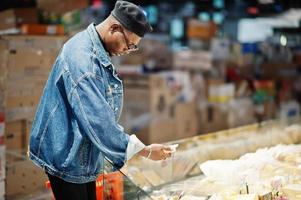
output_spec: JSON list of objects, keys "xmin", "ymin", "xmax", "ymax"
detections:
[
  {"xmin": 161, "ymin": 145, "xmax": 176, "ymax": 160},
  {"xmin": 160, "ymin": 150, "xmax": 172, "ymax": 160},
  {"xmin": 147, "ymin": 144, "xmax": 177, "ymax": 161},
  {"xmin": 163, "ymin": 146, "xmax": 172, "ymax": 151},
  {"xmin": 163, "ymin": 144, "xmax": 179, "ymax": 153}
]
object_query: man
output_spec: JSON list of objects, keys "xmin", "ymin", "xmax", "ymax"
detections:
[{"xmin": 28, "ymin": 1, "xmax": 173, "ymax": 199}]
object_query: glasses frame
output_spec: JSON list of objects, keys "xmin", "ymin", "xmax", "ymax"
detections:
[{"xmin": 118, "ymin": 25, "xmax": 139, "ymax": 52}]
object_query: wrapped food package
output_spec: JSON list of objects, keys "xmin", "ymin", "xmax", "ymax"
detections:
[
  {"xmin": 125, "ymin": 121, "xmax": 301, "ymax": 199},
  {"xmin": 228, "ymin": 194, "xmax": 259, "ymax": 200},
  {"xmin": 284, "ymin": 124, "xmax": 301, "ymax": 143},
  {"xmin": 282, "ymin": 184, "xmax": 301, "ymax": 199}
]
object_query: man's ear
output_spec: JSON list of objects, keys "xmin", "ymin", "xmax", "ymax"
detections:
[{"xmin": 110, "ymin": 24, "xmax": 120, "ymax": 34}]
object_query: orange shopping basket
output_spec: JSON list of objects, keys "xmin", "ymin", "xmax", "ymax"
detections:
[{"xmin": 46, "ymin": 172, "xmax": 124, "ymax": 200}]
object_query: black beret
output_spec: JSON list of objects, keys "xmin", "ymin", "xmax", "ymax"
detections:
[{"xmin": 111, "ymin": 0, "xmax": 153, "ymax": 37}]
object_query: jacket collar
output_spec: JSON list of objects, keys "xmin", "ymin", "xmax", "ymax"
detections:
[{"xmin": 87, "ymin": 23, "xmax": 111, "ymax": 68}]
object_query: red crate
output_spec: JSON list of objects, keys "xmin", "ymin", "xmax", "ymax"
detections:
[{"xmin": 46, "ymin": 172, "xmax": 124, "ymax": 200}]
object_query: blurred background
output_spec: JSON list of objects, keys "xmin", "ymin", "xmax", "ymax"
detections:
[{"xmin": 0, "ymin": 0, "xmax": 301, "ymax": 200}]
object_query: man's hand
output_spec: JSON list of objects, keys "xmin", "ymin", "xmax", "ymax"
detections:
[{"xmin": 139, "ymin": 144, "xmax": 173, "ymax": 161}]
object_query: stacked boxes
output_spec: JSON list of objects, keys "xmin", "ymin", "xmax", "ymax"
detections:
[
  {"xmin": 187, "ymin": 19, "xmax": 217, "ymax": 40},
  {"xmin": 4, "ymin": 120, "xmax": 32, "ymax": 151},
  {"xmin": 208, "ymin": 83, "xmax": 235, "ymax": 103},
  {"xmin": 6, "ymin": 152, "xmax": 48, "ymax": 198},
  {"xmin": 0, "ymin": 8, "xmax": 38, "ymax": 31},
  {"xmin": 173, "ymin": 50, "xmax": 213, "ymax": 70},
  {"xmin": 37, "ymin": 0, "xmax": 89, "ymax": 14},
  {"xmin": 0, "ymin": 42, "xmax": 7, "ymax": 110},
  {"xmin": 120, "ymin": 74, "xmax": 198, "ymax": 144},
  {"xmin": 20, "ymin": 24, "xmax": 65, "ymax": 35},
  {"xmin": 0, "ymin": 36, "xmax": 65, "ymax": 198},
  {"xmin": 0, "ymin": 36, "xmax": 66, "ymax": 153},
  {"xmin": 120, "ymin": 74, "xmax": 174, "ymax": 144}
]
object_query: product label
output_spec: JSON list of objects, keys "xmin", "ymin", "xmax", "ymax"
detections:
[{"xmin": 47, "ymin": 26, "xmax": 56, "ymax": 35}]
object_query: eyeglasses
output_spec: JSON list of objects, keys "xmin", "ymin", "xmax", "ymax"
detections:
[{"xmin": 119, "ymin": 26, "xmax": 139, "ymax": 52}]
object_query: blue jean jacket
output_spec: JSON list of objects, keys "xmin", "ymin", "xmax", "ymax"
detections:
[{"xmin": 28, "ymin": 23, "xmax": 130, "ymax": 184}]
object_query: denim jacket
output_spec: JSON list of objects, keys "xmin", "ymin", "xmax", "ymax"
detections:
[{"xmin": 28, "ymin": 23, "xmax": 130, "ymax": 184}]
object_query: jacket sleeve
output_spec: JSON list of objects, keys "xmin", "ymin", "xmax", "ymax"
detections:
[{"xmin": 69, "ymin": 73, "xmax": 129, "ymax": 169}]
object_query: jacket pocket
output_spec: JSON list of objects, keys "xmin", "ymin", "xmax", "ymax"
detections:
[{"xmin": 79, "ymin": 137, "xmax": 91, "ymax": 167}]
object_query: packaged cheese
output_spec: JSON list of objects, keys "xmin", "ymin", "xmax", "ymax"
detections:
[{"xmin": 282, "ymin": 184, "xmax": 301, "ymax": 199}]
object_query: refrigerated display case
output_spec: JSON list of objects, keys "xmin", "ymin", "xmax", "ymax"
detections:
[
  {"xmin": 40, "ymin": 117, "xmax": 301, "ymax": 200},
  {"xmin": 101, "ymin": 157, "xmax": 153, "ymax": 200},
  {"xmin": 122, "ymin": 117, "xmax": 301, "ymax": 200}
]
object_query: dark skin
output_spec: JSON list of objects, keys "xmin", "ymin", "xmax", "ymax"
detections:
[
  {"xmin": 96, "ymin": 16, "xmax": 141, "ymax": 57},
  {"xmin": 95, "ymin": 15, "xmax": 172, "ymax": 161}
]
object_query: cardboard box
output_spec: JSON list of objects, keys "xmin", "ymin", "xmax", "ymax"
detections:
[
  {"xmin": 120, "ymin": 74, "xmax": 177, "ymax": 144},
  {"xmin": 199, "ymin": 104, "xmax": 229, "ymax": 134},
  {"xmin": 211, "ymin": 38, "xmax": 230, "ymax": 61},
  {"xmin": 5, "ymin": 107, "xmax": 36, "ymax": 122},
  {"xmin": 37, "ymin": 0, "xmax": 89, "ymax": 14},
  {"xmin": 0, "ymin": 8, "xmax": 38, "ymax": 31},
  {"xmin": 0, "ymin": 36, "xmax": 65, "ymax": 122},
  {"xmin": 120, "ymin": 73, "xmax": 199, "ymax": 143},
  {"xmin": 141, "ymin": 39, "xmax": 173, "ymax": 69},
  {"xmin": 5, "ymin": 120, "xmax": 31, "ymax": 150},
  {"xmin": 5, "ymin": 78, "xmax": 47, "ymax": 95},
  {"xmin": 1, "ymin": 36, "xmax": 65, "ymax": 81},
  {"xmin": 5, "ymin": 85, "xmax": 44, "ymax": 99},
  {"xmin": 279, "ymin": 101, "xmax": 300, "ymax": 119},
  {"xmin": 208, "ymin": 83, "xmax": 235, "ymax": 103},
  {"xmin": 1, "ymin": 35, "xmax": 67, "ymax": 51},
  {"xmin": 6, "ymin": 153, "xmax": 48, "ymax": 197},
  {"xmin": 21, "ymin": 24, "xmax": 65, "ymax": 35},
  {"xmin": 187, "ymin": 19, "xmax": 217, "ymax": 40},
  {"xmin": 136, "ymin": 119, "xmax": 175, "ymax": 144},
  {"xmin": 114, "ymin": 51, "xmax": 146, "ymax": 66},
  {"xmin": 0, "ymin": 42, "xmax": 8, "ymax": 91},
  {"xmin": 133, "ymin": 102, "xmax": 198, "ymax": 144},
  {"xmin": 173, "ymin": 102, "xmax": 198, "ymax": 140},
  {"xmin": 6, "ymin": 95, "xmax": 41, "ymax": 109},
  {"xmin": 173, "ymin": 50, "xmax": 212, "ymax": 70},
  {"xmin": 121, "ymin": 74, "xmax": 174, "ymax": 124},
  {"xmin": 228, "ymin": 98, "xmax": 256, "ymax": 128},
  {"xmin": 205, "ymin": 79, "xmax": 224, "ymax": 96}
]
